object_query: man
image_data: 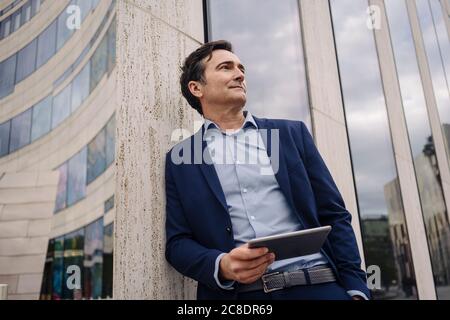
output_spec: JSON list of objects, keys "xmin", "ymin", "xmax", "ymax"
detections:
[{"xmin": 165, "ymin": 40, "xmax": 370, "ymax": 300}]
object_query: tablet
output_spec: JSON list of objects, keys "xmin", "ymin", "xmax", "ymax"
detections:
[{"xmin": 247, "ymin": 226, "xmax": 332, "ymax": 261}]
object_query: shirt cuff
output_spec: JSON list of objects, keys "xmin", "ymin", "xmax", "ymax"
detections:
[
  {"xmin": 347, "ymin": 290, "xmax": 369, "ymax": 300},
  {"xmin": 214, "ymin": 253, "xmax": 235, "ymax": 290}
]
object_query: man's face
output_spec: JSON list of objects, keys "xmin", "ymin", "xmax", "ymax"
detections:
[{"xmin": 196, "ymin": 49, "xmax": 247, "ymax": 110}]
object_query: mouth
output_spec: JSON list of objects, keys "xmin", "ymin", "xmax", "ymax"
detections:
[{"xmin": 230, "ymin": 86, "xmax": 246, "ymax": 92}]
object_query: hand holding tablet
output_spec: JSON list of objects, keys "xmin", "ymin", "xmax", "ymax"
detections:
[{"xmin": 247, "ymin": 225, "xmax": 332, "ymax": 261}]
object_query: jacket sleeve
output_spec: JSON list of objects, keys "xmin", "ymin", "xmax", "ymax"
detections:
[
  {"xmin": 299, "ymin": 122, "xmax": 370, "ymax": 298},
  {"xmin": 164, "ymin": 152, "xmax": 227, "ymax": 292}
]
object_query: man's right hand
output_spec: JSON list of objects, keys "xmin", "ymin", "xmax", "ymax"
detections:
[{"xmin": 219, "ymin": 244, "xmax": 275, "ymax": 284}]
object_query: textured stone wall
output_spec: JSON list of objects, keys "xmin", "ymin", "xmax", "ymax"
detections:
[{"xmin": 114, "ymin": 0, "xmax": 203, "ymax": 299}]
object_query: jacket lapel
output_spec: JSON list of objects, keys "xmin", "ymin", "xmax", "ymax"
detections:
[{"xmin": 195, "ymin": 127, "xmax": 229, "ymax": 213}]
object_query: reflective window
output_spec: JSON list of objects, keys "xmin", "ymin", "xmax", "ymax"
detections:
[
  {"xmin": 40, "ymin": 221, "xmax": 114, "ymax": 300},
  {"xmin": 16, "ymin": 38, "xmax": 37, "ymax": 83},
  {"xmin": 83, "ymin": 218, "xmax": 103, "ymax": 299},
  {"xmin": 36, "ymin": 20, "xmax": 57, "ymax": 68},
  {"xmin": 67, "ymin": 147, "xmax": 87, "ymax": 206},
  {"xmin": 87, "ymin": 128, "xmax": 106, "ymax": 184},
  {"xmin": 0, "ymin": 17, "xmax": 11, "ymax": 39},
  {"xmin": 52, "ymin": 84, "xmax": 72, "ymax": 129},
  {"xmin": 31, "ymin": 0, "xmax": 41, "ymax": 16},
  {"xmin": 10, "ymin": 108, "xmax": 32, "ymax": 152},
  {"xmin": 71, "ymin": 61, "xmax": 90, "ymax": 112},
  {"xmin": 0, "ymin": 55, "xmax": 16, "ymax": 98},
  {"xmin": 0, "ymin": 121, "xmax": 11, "ymax": 157},
  {"xmin": 52, "ymin": 236, "xmax": 64, "ymax": 300},
  {"xmin": 105, "ymin": 115, "xmax": 115, "ymax": 166},
  {"xmin": 102, "ymin": 223, "xmax": 113, "ymax": 299},
  {"xmin": 31, "ymin": 95, "xmax": 52, "ymax": 141},
  {"xmin": 386, "ymin": 0, "xmax": 450, "ymax": 299},
  {"xmin": 416, "ymin": 0, "xmax": 450, "ymax": 160},
  {"xmin": 207, "ymin": 0, "xmax": 311, "ymax": 125},
  {"xmin": 415, "ymin": 0, "xmax": 450, "ymax": 298},
  {"xmin": 0, "ymin": 0, "xmax": 103, "ymax": 100},
  {"xmin": 52, "ymin": 116, "xmax": 115, "ymax": 212},
  {"xmin": 63, "ymin": 228, "xmax": 84, "ymax": 299},
  {"xmin": 90, "ymin": 35, "xmax": 108, "ymax": 92},
  {"xmin": 428, "ymin": 0, "xmax": 450, "ymax": 91},
  {"xmin": 11, "ymin": 10, "xmax": 21, "ymax": 32},
  {"xmin": 54, "ymin": 163, "xmax": 68, "ymax": 213},
  {"xmin": 0, "ymin": 0, "xmax": 42, "ymax": 39},
  {"xmin": 76, "ymin": 0, "xmax": 92, "ymax": 22},
  {"xmin": 107, "ymin": 17, "xmax": 116, "ymax": 74},
  {"xmin": 40, "ymin": 239, "xmax": 54, "ymax": 300},
  {"xmin": 104, "ymin": 195, "xmax": 114, "ymax": 213},
  {"xmin": 330, "ymin": 0, "xmax": 417, "ymax": 299},
  {"xmin": 56, "ymin": 0, "xmax": 76, "ymax": 50},
  {"xmin": 21, "ymin": 1, "xmax": 32, "ymax": 25}
]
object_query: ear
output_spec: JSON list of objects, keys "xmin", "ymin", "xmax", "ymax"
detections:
[{"xmin": 188, "ymin": 80, "xmax": 203, "ymax": 99}]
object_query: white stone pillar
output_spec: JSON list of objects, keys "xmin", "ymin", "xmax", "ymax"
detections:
[{"xmin": 114, "ymin": 0, "xmax": 204, "ymax": 299}]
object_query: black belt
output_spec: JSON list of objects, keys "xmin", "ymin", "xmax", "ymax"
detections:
[{"xmin": 238, "ymin": 266, "xmax": 336, "ymax": 294}]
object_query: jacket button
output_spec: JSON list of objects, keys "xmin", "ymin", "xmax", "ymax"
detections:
[{"xmin": 226, "ymin": 227, "xmax": 232, "ymax": 234}]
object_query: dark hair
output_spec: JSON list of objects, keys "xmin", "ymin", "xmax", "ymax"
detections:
[{"xmin": 180, "ymin": 40, "xmax": 233, "ymax": 115}]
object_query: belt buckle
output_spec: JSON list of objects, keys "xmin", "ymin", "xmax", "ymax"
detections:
[{"xmin": 261, "ymin": 272, "xmax": 283, "ymax": 293}]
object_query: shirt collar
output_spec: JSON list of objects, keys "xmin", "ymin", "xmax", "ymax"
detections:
[{"xmin": 203, "ymin": 111, "xmax": 258, "ymax": 138}]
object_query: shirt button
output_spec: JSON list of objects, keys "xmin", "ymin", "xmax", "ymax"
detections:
[
  {"xmin": 243, "ymin": 188, "xmax": 248, "ymax": 193},
  {"xmin": 250, "ymin": 216, "xmax": 255, "ymax": 220}
]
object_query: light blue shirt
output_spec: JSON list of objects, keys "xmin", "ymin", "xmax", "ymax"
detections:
[{"xmin": 205, "ymin": 111, "xmax": 368, "ymax": 300}]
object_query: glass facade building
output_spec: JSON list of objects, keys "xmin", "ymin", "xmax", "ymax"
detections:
[{"xmin": 0, "ymin": 0, "xmax": 116, "ymax": 300}]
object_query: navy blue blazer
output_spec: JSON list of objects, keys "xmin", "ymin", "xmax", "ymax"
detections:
[{"xmin": 165, "ymin": 116, "xmax": 370, "ymax": 299}]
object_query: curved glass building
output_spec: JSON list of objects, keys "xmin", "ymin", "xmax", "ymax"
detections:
[{"xmin": 0, "ymin": 0, "xmax": 116, "ymax": 299}]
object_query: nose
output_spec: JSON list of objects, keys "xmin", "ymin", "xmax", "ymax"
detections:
[{"xmin": 234, "ymin": 67, "xmax": 245, "ymax": 82}]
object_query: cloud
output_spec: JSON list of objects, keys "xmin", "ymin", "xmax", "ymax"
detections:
[{"xmin": 208, "ymin": 0, "xmax": 310, "ymax": 126}]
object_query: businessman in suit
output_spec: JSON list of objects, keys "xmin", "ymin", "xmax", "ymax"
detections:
[{"xmin": 165, "ymin": 40, "xmax": 370, "ymax": 300}]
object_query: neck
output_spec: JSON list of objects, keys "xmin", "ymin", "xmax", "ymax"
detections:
[{"xmin": 203, "ymin": 108, "xmax": 246, "ymax": 131}]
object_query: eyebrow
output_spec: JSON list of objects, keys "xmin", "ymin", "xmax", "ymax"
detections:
[{"xmin": 216, "ymin": 61, "xmax": 246, "ymax": 72}]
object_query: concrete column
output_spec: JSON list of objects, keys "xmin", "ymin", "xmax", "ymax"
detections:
[
  {"xmin": 369, "ymin": 0, "xmax": 436, "ymax": 300},
  {"xmin": 114, "ymin": 0, "xmax": 204, "ymax": 299},
  {"xmin": 299, "ymin": 0, "xmax": 365, "ymax": 266}
]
